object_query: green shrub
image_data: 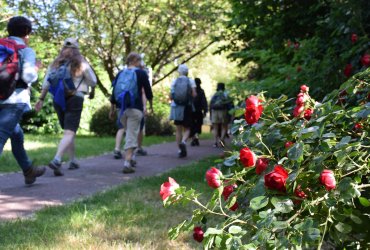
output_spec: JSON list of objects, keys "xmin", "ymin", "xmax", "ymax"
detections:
[
  {"xmin": 145, "ymin": 112, "xmax": 174, "ymax": 136},
  {"xmin": 90, "ymin": 104, "xmax": 117, "ymax": 136}
]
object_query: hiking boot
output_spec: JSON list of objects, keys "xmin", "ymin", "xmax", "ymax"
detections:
[
  {"xmin": 136, "ymin": 148, "xmax": 147, "ymax": 156},
  {"xmin": 68, "ymin": 162, "xmax": 80, "ymax": 170},
  {"xmin": 178, "ymin": 142, "xmax": 187, "ymax": 158},
  {"xmin": 48, "ymin": 160, "xmax": 63, "ymax": 176},
  {"xmin": 113, "ymin": 150, "xmax": 123, "ymax": 159},
  {"xmin": 24, "ymin": 166, "xmax": 46, "ymax": 185},
  {"xmin": 190, "ymin": 139, "xmax": 196, "ymax": 146},
  {"xmin": 130, "ymin": 159, "xmax": 137, "ymax": 168},
  {"xmin": 122, "ymin": 163, "xmax": 135, "ymax": 174},
  {"xmin": 194, "ymin": 138, "xmax": 200, "ymax": 146}
]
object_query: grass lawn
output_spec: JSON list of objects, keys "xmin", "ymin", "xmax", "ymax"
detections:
[
  {"xmin": 0, "ymin": 134, "xmax": 176, "ymax": 173},
  {"xmin": 0, "ymin": 157, "xmax": 216, "ymax": 249}
]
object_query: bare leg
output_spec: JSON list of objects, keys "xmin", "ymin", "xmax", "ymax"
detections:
[
  {"xmin": 138, "ymin": 129, "xmax": 143, "ymax": 148},
  {"xmin": 213, "ymin": 123, "xmax": 220, "ymax": 145},
  {"xmin": 182, "ymin": 127, "xmax": 190, "ymax": 143},
  {"xmin": 115, "ymin": 128, "xmax": 125, "ymax": 151},
  {"xmin": 176, "ymin": 125, "xmax": 183, "ymax": 146},
  {"xmin": 55, "ymin": 130, "xmax": 76, "ymax": 160}
]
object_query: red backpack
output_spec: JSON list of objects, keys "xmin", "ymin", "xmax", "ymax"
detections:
[{"xmin": 0, "ymin": 38, "xmax": 26, "ymax": 100}]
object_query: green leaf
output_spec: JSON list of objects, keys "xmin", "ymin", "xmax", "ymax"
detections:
[
  {"xmin": 204, "ymin": 228, "xmax": 223, "ymax": 237},
  {"xmin": 335, "ymin": 222, "xmax": 352, "ymax": 234},
  {"xmin": 303, "ymin": 228, "xmax": 321, "ymax": 241},
  {"xmin": 335, "ymin": 136, "xmax": 351, "ymax": 149},
  {"xmin": 233, "ymin": 108, "xmax": 245, "ymax": 117},
  {"xmin": 168, "ymin": 220, "xmax": 188, "ymax": 240},
  {"xmin": 250, "ymin": 196, "xmax": 269, "ymax": 210},
  {"xmin": 287, "ymin": 142, "xmax": 304, "ymax": 161},
  {"xmin": 273, "ymin": 220, "xmax": 288, "ymax": 230},
  {"xmin": 359, "ymin": 197, "xmax": 370, "ymax": 207},
  {"xmin": 350, "ymin": 214, "xmax": 362, "ymax": 224},
  {"xmin": 271, "ymin": 197, "xmax": 294, "ymax": 213},
  {"xmin": 228, "ymin": 225, "xmax": 242, "ymax": 234}
]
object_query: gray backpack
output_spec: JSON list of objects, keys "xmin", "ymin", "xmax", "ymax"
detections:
[{"xmin": 172, "ymin": 76, "xmax": 191, "ymax": 105}]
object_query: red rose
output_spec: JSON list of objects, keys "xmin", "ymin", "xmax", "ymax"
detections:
[
  {"xmin": 240, "ymin": 147, "xmax": 257, "ymax": 167},
  {"xmin": 353, "ymin": 123, "xmax": 363, "ymax": 131},
  {"xmin": 344, "ymin": 64, "xmax": 352, "ymax": 77},
  {"xmin": 222, "ymin": 183, "xmax": 239, "ymax": 211},
  {"xmin": 264, "ymin": 165, "xmax": 289, "ymax": 192},
  {"xmin": 285, "ymin": 141, "xmax": 294, "ymax": 149},
  {"xmin": 294, "ymin": 185, "xmax": 308, "ymax": 204},
  {"xmin": 222, "ymin": 184, "xmax": 237, "ymax": 200},
  {"xmin": 256, "ymin": 158, "xmax": 269, "ymax": 174},
  {"xmin": 361, "ymin": 54, "xmax": 370, "ymax": 67},
  {"xmin": 319, "ymin": 170, "xmax": 336, "ymax": 191},
  {"xmin": 304, "ymin": 108, "xmax": 313, "ymax": 120},
  {"xmin": 294, "ymin": 42, "xmax": 300, "ymax": 49},
  {"xmin": 293, "ymin": 105, "xmax": 305, "ymax": 117},
  {"xmin": 296, "ymin": 95, "xmax": 305, "ymax": 105},
  {"xmin": 245, "ymin": 96, "xmax": 264, "ymax": 125},
  {"xmin": 300, "ymin": 85, "xmax": 309, "ymax": 93},
  {"xmin": 297, "ymin": 65, "xmax": 302, "ymax": 72},
  {"xmin": 206, "ymin": 167, "xmax": 223, "ymax": 188},
  {"xmin": 160, "ymin": 177, "xmax": 180, "ymax": 201},
  {"xmin": 193, "ymin": 226, "xmax": 204, "ymax": 242},
  {"xmin": 351, "ymin": 33, "xmax": 358, "ymax": 43}
]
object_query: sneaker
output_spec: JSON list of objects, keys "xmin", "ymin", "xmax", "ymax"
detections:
[
  {"xmin": 130, "ymin": 159, "xmax": 137, "ymax": 168},
  {"xmin": 113, "ymin": 150, "xmax": 123, "ymax": 159},
  {"xmin": 48, "ymin": 160, "xmax": 63, "ymax": 176},
  {"xmin": 194, "ymin": 138, "xmax": 200, "ymax": 146},
  {"xmin": 122, "ymin": 165, "xmax": 135, "ymax": 174},
  {"xmin": 213, "ymin": 142, "xmax": 219, "ymax": 148},
  {"xmin": 179, "ymin": 142, "xmax": 187, "ymax": 158},
  {"xmin": 136, "ymin": 148, "xmax": 147, "ymax": 156},
  {"xmin": 24, "ymin": 166, "xmax": 46, "ymax": 185},
  {"xmin": 68, "ymin": 162, "xmax": 80, "ymax": 170},
  {"xmin": 190, "ymin": 139, "xmax": 196, "ymax": 147}
]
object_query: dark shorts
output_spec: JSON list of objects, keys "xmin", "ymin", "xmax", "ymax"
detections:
[
  {"xmin": 174, "ymin": 105, "xmax": 193, "ymax": 128},
  {"xmin": 53, "ymin": 95, "xmax": 84, "ymax": 133}
]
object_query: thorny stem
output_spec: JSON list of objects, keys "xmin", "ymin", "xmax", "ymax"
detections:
[
  {"xmin": 357, "ymin": 184, "xmax": 370, "ymax": 189},
  {"xmin": 256, "ymin": 132, "xmax": 273, "ymax": 157},
  {"xmin": 287, "ymin": 194, "xmax": 328, "ymax": 224},
  {"xmin": 318, "ymin": 207, "xmax": 331, "ymax": 250},
  {"xmin": 342, "ymin": 156, "xmax": 366, "ymax": 177}
]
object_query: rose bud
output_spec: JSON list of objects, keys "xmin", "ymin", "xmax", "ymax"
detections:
[
  {"xmin": 206, "ymin": 167, "xmax": 223, "ymax": 188},
  {"xmin": 229, "ymin": 202, "xmax": 239, "ymax": 211},
  {"xmin": 344, "ymin": 64, "xmax": 352, "ymax": 77},
  {"xmin": 294, "ymin": 42, "xmax": 300, "ymax": 49},
  {"xmin": 256, "ymin": 158, "xmax": 269, "ymax": 175},
  {"xmin": 300, "ymin": 85, "xmax": 309, "ymax": 93},
  {"xmin": 193, "ymin": 226, "xmax": 204, "ymax": 242},
  {"xmin": 353, "ymin": 123, "xmax": 363, "ymax": 131},
  {"xmin": 296, "ymin": 95, "xmax": 305, "ymax": 105},
  {"xmin": 222, "ymin": 184, "xmax": 237, "ymax": 200},
  {"xmin": 240, "ymin": 147, "xmax": 257, "ymax": 167},
  {"xmin": 361, "ymin": 54, "xmax": 370, "ymax": 67},
  {"xmin": 285, "ymin": 141, "xmax": 294, "ymax": 149},
  {"xmin": 351, "ymin": 33, "xmax": 358, "ymax": 43},
  {"xmin": 293, "ymin": 185, "xmax": 308, "ymax": 204},
  {"xmin": 304, "ymin": 108, "xmax": 313, "ymax": 120},
  {"xmin": 160, "ymin": 177, "xmax": 180, "ymax": 201},
  {"xmin": 293, "ymin": 104, "xmax": 305, "ymax": 117},
  {"xmin": 319, "ymin": 169, "xmax": 336, "ymax": 191},
  {"xmin": 264, "ymin": 165, "xmax": 289, "ymax": 192}
]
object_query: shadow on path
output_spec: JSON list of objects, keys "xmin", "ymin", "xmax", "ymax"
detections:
[{"xmin": 0, "ymin": 139, "xmax": 222, "ymax": 220}]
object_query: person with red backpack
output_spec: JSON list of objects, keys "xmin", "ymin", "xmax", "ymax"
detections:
[{"xmin": 0, "ymin": 16, "xmax": 45, "ymax": 184}]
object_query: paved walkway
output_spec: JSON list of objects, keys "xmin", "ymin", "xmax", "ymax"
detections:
[{"xmin": 0, "ymin": 139, "xmax": 222, "ymax": 220}]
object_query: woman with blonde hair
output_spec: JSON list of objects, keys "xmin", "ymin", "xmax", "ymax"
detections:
[{"xmin": 35, "ymin": 38, "xmax": 97, "ymax": 176}]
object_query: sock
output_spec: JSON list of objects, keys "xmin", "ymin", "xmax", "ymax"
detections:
[
  {"xmin": 53, "ymin": 156, "xmax": 61, "ymax": 163},
  {"xmin": 124, "ymin": 160, "xmax": 130, "ymax": 167}
]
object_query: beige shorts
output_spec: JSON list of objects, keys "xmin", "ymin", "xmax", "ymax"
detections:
[
  {"xmin": 120, "ymin": 108, "xmax": 144, "ymax": 150},
  {"xmin": 211, "ymin": 109, "xmax": 228, "ymax": 124}
]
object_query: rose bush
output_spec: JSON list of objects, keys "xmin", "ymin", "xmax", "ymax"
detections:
[{"xmin": 160, "ymin": 68, "xmax": 369, "ymax": 249}]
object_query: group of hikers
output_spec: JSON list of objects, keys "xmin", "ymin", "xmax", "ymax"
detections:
[{"xmin": 0, "ymin": 16, "xmax": 233, "ymax": 185}]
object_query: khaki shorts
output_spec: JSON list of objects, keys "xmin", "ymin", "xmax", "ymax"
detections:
[
  {"xmin": 211, "ymin": 109, "xmax": 228, "ymax": 124},
  {"xmin": 120, "ymin": 108, "xmax": 144, "ymax": 150}
]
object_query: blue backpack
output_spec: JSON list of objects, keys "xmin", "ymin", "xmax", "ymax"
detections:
[{"xmin": 112, "ymin": 68, "xmax": 138, "ymax": 111}]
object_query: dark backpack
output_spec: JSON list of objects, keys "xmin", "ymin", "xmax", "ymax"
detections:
[
  {"xmin": 210, "ymin": 91, "xmax": 228, "ymax": 110},
  {"xmin": 0, "ymin": 38, "xmax": 26, "ymax": 100},
  {"xmin": 171, "ymin": 76, "xmax": 191, "ymax": 105}
]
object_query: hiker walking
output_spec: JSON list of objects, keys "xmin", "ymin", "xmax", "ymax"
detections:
[
  {"xmin": 35, "ymin": 38, "xmax": 97, "ymax": 176},
  {"xmin": 110, "ymin": 52, "xmax": 153, "ymax": 173},
  {"xmin": 190, "ymin": 77, "xmax": 207, "ymax": 146},
  {"xmin": 210, "ymin": 83, "xmax": 232, "ymax": 147},
  {"xmin": 169, "ymin": 64, "xmax": 197, "ymax": 158},
  {"xmin": 0, "ymin": 16, "xmax": 46, "ymax": 184}
]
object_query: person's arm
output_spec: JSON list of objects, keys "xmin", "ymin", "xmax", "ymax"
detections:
[
  {"xmin": 202, "ymin": 91, "xmax": 208, "ymax": 117},
  {"xmin": 20, "ymin": 48, "xmax": 38, "ymax": 85},
  {"xmin": 34, "ymin": 67, "xmax": 51, "ymax": 112},
  {"xmin": 139, "ymin": 70, "xmax": 153, "ymax": 113},
  {"xmin": 82, "ymin": 61, "xmax": 97, "ymax": 87}
]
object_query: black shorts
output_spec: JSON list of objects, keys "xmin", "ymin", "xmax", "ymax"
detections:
[
  {"xmin": 53, "ymin": 95, "xmax": 84, "ymax": 133},
  {"xmin": 174, "ymin": 105, "xmax": 193, "ymax": 128}
]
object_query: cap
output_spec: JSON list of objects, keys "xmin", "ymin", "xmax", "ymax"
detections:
[
  {"xmin": 178, "ymin": 64, "xmax": 188, "ymax": 75},
  {"xmin": 63, "ymin": 38, "xmax": 79, "ymax": 49}
]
